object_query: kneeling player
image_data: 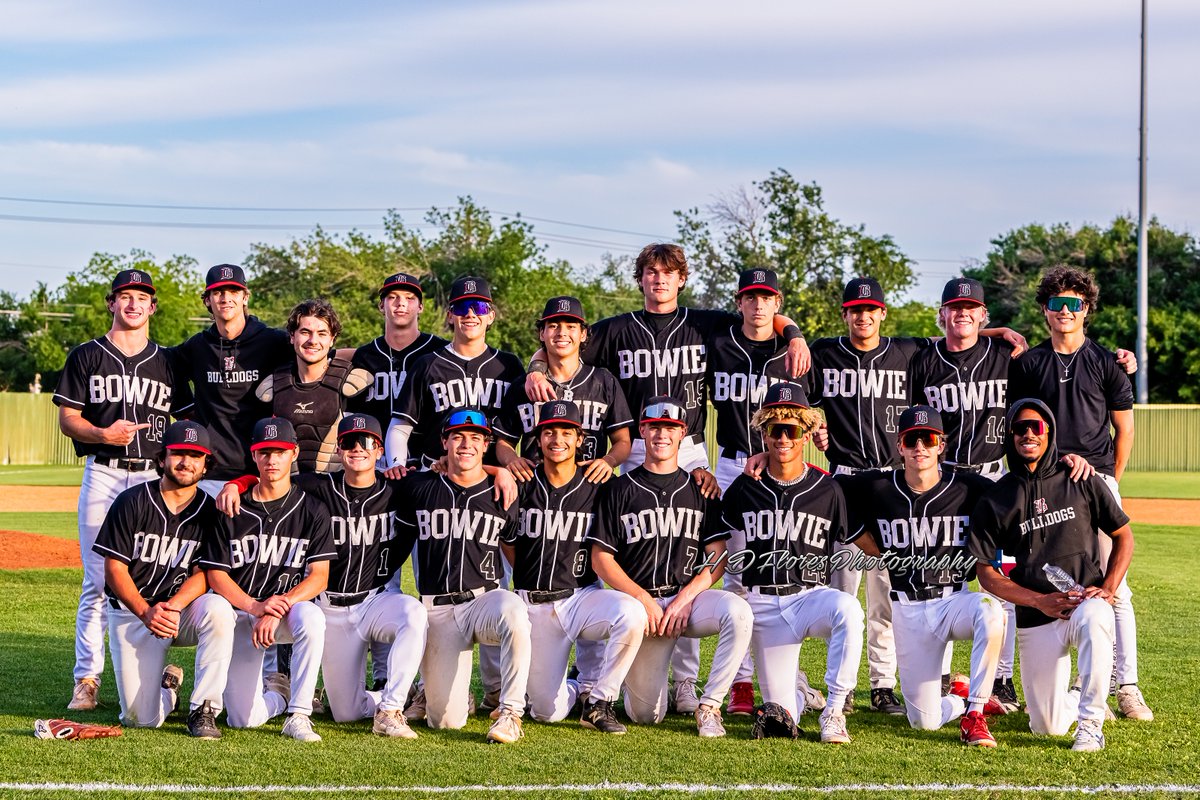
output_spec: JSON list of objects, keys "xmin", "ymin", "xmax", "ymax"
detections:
[
  {"xmin": 840, "ymin": 406, "xmax": 1004, "ymax": 747},
  {"xmin": 94, "ymin": 421, "xmax": 234, "ymax": 738},
  {"xmin": 587, "ymin": 397, "xmax": 752, "ymax": 738},
  {"xmin": 720, "ymin": 383, "xmax": 864, "ymax": 743},
  {"xmin": 200, "ymin": 418, "xmax": 335, "ymax": 742},
  {"xmin": 501, "ymin": 400, "xmax": 646, "ymax": 733}
]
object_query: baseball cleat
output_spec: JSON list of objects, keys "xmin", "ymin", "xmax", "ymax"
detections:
[
  {"xmin": 870, "ymin": 687, "xmax": 905, "ymax": 715},
  {"xmin": 1071, "ymin": 718, "xmax": 1105, "ymax": 752},
  {"xmin": 1115, "ymin": 685, "xmax": 1154, "ymax": 721},
  {"xmin": 947, "ymin": 674, "xmax": 1007, "ymax": 716},
  {"xmin": 67, "ymin": 677, "xmax": 100, "ymax": 711},
  {"xmin": 311, "ymin": 688, "xmax": 327, "ymax": 717},
  {"xmin": 479, "ymin": 689, "xmax": 501, "ymax": 718},
  {"xmin": 960, "ymin": 710, "xmax": 997, "ymax": 748},
  {"xmin": 819, "ymin": 710, "xmax": 851, "ymax": 744},
  {"xmin": 402, "ymin": 688, "xmax": 426, "ymax": 722},
  {"xmin": 580, "ymin": 698, "xmax": 626, "ymax": 734},
  {"xmin": 373, "ymin": 708, "xmax": 419, "ymax": 739},
  {"xmin": 671, "ymin": 677, "xmax": 699, "ymax": 714},
  {"xmin": 161, "ymin": 665, "xmax": 184, "ymax": 714},
  {"xmin": 187, "ymin": 700, "xmax": 221, "ymax": 740},
  {"xmin": 991, "ymin": 677, "xmax": 1021, "ymax": 714},
  {"xmin": 263, "ymin": 672, "xmax": 292, "ymax": 706},
  {"xmin": 486, "ymin": 709, "xmax": 524, "ymax": 744},
  {"xmin": 695, "ymin": 704, "xmax": 725, "ymax": 738},
  {"xmin": 842, "ymin": 689, "xmax": 855, "ymax": 715},
  {"xmin": 727, "ymin": 682, "xmax": 755, "ymax": 716},
  {"xmin": 371, "ymin": 678, "xmax": 387, "ymax": 692},
  {"xmin": 797, "ymin": 670, "xmax": 827, "ymax": 712},
  {"xmin": 281, "ymin": 713, "xmax": 322, "ymax": 742}
]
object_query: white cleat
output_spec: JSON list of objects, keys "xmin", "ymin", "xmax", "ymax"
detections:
[{"xmin": 281, "ymin": 713, "xmax": 321, "ymax": 742}]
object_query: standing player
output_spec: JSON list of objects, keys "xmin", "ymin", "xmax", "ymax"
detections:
[
  {"xmin": 720, "ymin": 389, "xmax": 863, "ymax": 744},
  {"xmin": 587, "ymin": 397, "xmax": 753, "ymax": 737},
  {"xmin": 501, "ymin": 400, "xmax": 647, "ymax": 733},
  {"xmin": 1007, "ymin": 266, "xmax": 1151, "ymax": 721},
  {"xmin": 394, "ymin": 409, "xmax": 531, "ymax": 743},
  {"xmin": 840, "ymin": 406, "xmax": 1005, "ymax": 747},
  {"xmin": 54, "ymin": 268, "xmax": 194, "ymax": 710},
  {"xmin": 93, "ymin": 420, "xmax": 234, "ymax": 738},
  {"xmin": 970, "ymin": 399, "xmax": 1135, "ymax": 751},
  {"xmin": 200, "ymin": 417, "xmax": 335, "ymax": 742},
  {"xmin": 493, "ymin": 296, "xmax": 633, "ymax": 483}
]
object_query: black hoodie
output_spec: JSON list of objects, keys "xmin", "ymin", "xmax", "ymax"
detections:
[
  {"xmin": 172, "ymin": 316, "xmax": 291, "ymax": 479},
  {"xmin": 968, "ymin": 398, "xmax": 1129, "ymax": 628}
]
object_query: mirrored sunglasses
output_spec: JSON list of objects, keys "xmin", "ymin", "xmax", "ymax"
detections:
[
  {"xmin": 764, "ymin": 423, "xmax": 804, "ymax": 440},
  {"xmin": 1046, "ymin": 296, "xmax": 1085, "ymax": 313},
  {"xmin": 450, "ymin": 299, "xmax": 492, "ymax": 317},
  {"xmin": 445, "ymin": 409, "xmax": 489, "ymax": 429},
  {"xmin": 641, "ymin": 402, "xmax": 686, "ymax": 422},
  {"xmin": 901, "ymin": 430, "xmax": 941, "ymax": 448},
  {"xmin": 1011, "ymin": 419, "xmax": 1048, "ymax": 437},
  {"xmin": 339, "ymin": 433, "xmax": 380, "ymax": 451}
]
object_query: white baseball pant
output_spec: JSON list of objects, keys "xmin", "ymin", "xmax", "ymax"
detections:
[
  {"xmin": 829, "ymin": 541, "xmax": 897, "ymax": 690},
  {"xmin": 74, "ymin": 458, "xmax": 157, "ymax": 682},
  {"xmin": 216, "ymin": 598, "xmax": 326, "ymax": 727},
  {"xmin": 522, "ymin": 585, "xmax": 647, "ymax": 721},
  {"xmin": 106, "ymin": 593, "xmax": 235, "ymax": 727},
  {"xmin": 892, "ymin": 589, "xmax": 1005, "ymax": 730},
  {"xmin": 964, "ymin": 460, "xmax": 1017, "ymax": 684},
  {"xmin": 420, "ymin": 588, "xmax": 531, "ymax": 729},
  {"xmin": 477, "ymin": 560, "xmax": 513, "ymax": 700},
  {"xmin": 1017, "ymin": 597, "xmax": 1115, "ymax": 735},
  {"xmin": 318, "ymin": 589, "xmax": 428, "ymax": 722},
  {"xmin": 622, "ymin": 590, "xmax": 752, "ymax": 724},
  {"xmin": 715, "ymin": 454, "xmax": 755, "ymax": 684},
  {"xmin": 748, "ymin": 586, "xmax": 864, "ymax": 721},
  {"xmin": 1097, "ymin": 473, "xmax": 1138, "ymax": 685}
]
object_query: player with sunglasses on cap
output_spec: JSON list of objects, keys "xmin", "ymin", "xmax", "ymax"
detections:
[
  {"xmin": 719, "ymin": 382, "xmax": 864, "ymax": 743},
  {"xmin": 587, "ymin": 396, "xmax": 752, "ymax": 738}
]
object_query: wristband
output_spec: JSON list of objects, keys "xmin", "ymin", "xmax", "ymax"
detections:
[{"xmin": 782, "ymin": 324, "xmax": 804, "ymax": 342}]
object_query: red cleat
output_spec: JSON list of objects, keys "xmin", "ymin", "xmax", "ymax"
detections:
[
  {"xmin": 727, "ymin": 681, "xmax": 755, "ymax": 716},
  {"xmin": 960, "ymin": 710, "xmax": 997, "ymax": 748}
]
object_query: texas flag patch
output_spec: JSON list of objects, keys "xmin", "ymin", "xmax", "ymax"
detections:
[{"xmin": 992, "ymin": 550, "xmax": 1017, "ymax": 576}]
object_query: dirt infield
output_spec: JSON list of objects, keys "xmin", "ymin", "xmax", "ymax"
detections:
[
  {"xmin": 0, "ymin": 530, "xmax": 80, "ymax": 569},
  {"xmin": 0, "ymin": 485, "xmax": 78, "ymax": 513}
]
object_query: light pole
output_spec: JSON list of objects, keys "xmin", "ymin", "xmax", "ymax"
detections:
[{"xmin": 1135, "ymin": 0, "xmax": 1149, "ymax": 403}]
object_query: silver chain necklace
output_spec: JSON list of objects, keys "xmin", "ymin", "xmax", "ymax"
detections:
[
  {"xmin": 1054, "ymin": 347, "xmax": 1081, "ymax": 380},
  {"xmin": 772, "ymin": 463, "xmax": 809, "ymax": 487}
]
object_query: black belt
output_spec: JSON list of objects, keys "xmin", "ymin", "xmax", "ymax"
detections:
[
  {"xmin": 751, "ymin": 584, "xmax": 807, "ymax": 596},
  {"xmin": 426, "ymin": 586, "xmax": 493, "ymax": 606},
  {"xmin": 890, "ymin": 584, "xmax": 965, "ymax": 602},
  {"xmin": 832, "ymin": 464, "xmax": 895, "ymax": 475},
  {"xmin": 526, "ymin": 588, "xmax": 576, "ymax": 604},
  {"xmin": 94, "ymin": 456, "xmax": 155, "ymax": 472},
  {"xmin": 107, "ymin": 598, "xmax": 123, "ymax": 610},
  {"xmin": 644, "ymin": 585, "xmax": 680, "ymax": 598},
  {"xmin": 324, "ymin": 588, "xmax": 381, "ymax": 607},
  {"xmin": 946, "ymin": 462, "xmax": 983, "ymax": 474},
  {"xmin": 686, "ymin": 433, "xmax": 705, "ymax": 445}
]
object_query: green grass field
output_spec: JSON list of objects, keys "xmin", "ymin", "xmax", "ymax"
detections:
[
  {"xmin": 1, "ymin": 509, "xmax": 1198, "ymax": 798},
  {"xmin": 0, "ymin": 465, "xmax": 83, "ymax": 486}
]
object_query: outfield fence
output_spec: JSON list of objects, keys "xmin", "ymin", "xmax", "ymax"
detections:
[{"xmin": 2, "ymin": 393, "xmax": 1197, "ymax": 471}]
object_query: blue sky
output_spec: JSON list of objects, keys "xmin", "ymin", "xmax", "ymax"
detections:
[{"xmin": 2, "ymin": 0, "xmax": 1197, "ymax": 305}]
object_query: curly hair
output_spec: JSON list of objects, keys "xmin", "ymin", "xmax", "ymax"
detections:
[
  {"xmin": 286, "ymin": 298, "xmax": 342, "ymax": 341},
  {"xmin": 750, "ymin": 405, "xmax": 824, "ymax": 436},
  {"xmin": 1035, "ymin": 266, "xmax": 1099, "ymax": 324}
]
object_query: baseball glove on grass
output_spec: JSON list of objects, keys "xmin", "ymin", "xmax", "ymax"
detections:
[
  {"xmin": 750, "ymin": 702, "xmax": 800, "ymax": 739},
  {"xmin": 34, "ymin": 719, "xmax": 123, "ymax": 740}
]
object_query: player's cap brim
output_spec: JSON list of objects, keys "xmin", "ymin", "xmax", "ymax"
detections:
[
  {"xmin": 942, "ymin": 298, "xmax": 985, "ymax": 307},
  {"xmin": 763, "ymin": 400, "xmax": 809, "ymax": 409},
  {"xmin": 538, "ymin": 313, "xmax": 587, "ymax": 324},
  {"xmin": 165, "ymin": 444, "xmax": 211, "ymax": 455},
  {"xmin": 899, "ymin": 425, "xmax": 943, "ymax": 436},
  {"xmin": 379, "ymin": 282, "xmax": 422, "ymax": 298},
  {"xmin": 842, "ymin": 299, "xmax": 886, "ymax": 308},
  {"xmin": 535, "ymin": 417, "xmax": 584, "ymax": 429},
  {"xmin": 250, "ymin": 440, "xmax": 298, "ymax": 451},
  {"xmin": 640, "ymin": 416, "xmax": 687, "ymax": 427},
  {"xmin": 443, "ymin": 423, "xmax": 491, "ymax": 435},
  {"xmin": 337, "ymin": 430, "xmax": 382, "ymax": 443},
  {"xmin": 450, "ymin": 293, "xmax": 492, "ymax": 302},
  {"xmin": 114, "ymin": 282, "xmax": 156, "ymax": 295},
  {"xmin": 206, "ymin": 280, "xmax": 248, "ymax": 291},
  {"xmin": 737, "ymin": 284, "xmax": 781, "ymax": 296}
]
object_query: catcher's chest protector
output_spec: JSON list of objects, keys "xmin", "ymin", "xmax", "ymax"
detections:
[{"xmin": 272, "ymin": 357, "xmax": 353, "ymax": 473}]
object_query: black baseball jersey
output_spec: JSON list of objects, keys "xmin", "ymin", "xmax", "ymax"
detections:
[
  {"xmin": 1008, "ymin": 339, "xmax": 1134, "ymax": 475},
  {"xmin": 395, "ymin": 345, "xmax": 525, "ymax": 468},
  {"xmin": 492, "ymin": 365, "xmax": 633, "ymax": 463},
  {"xmin": 503, "ymin": 468, "xmax": 600, "ymax": 591},
  {"xmin": 803, "ymin": 336, "xmax": 929, "ymax": 470},
  {"xmin": 199, "ymin": 486, "xmax": 337, "ymax": 600},
  {"xmin": 93, "ymin": 481, "xmax": 217, "ymax": 605},
  {"xmin": 395, "ymin": 472, "xmax": 519, "ymax": 595},
  {"xmin": 706, "ymin": 322, "xmax": 791, "ymax": 457},
  {"xmin": 173, "ymin": 317, "xmax": 292, "ymax": 479},
  {"xmin": 841, "ymin": 469, "xmax": 992, "ymax": 596},
  {"xmin": 584, "ymin": 308, "xmax": 737, "ymax": 439},
  {"xmin": 349, "ymin": 333, "xmax": 449, "ymax": 426},
  {"xmin": 53, "ymin": 338, "xmax": 194, "ymax": 459},
  {"xmin": 293, "ymin": 472, "xmax": 414, "ymax": 596},
  {"xmin": 587, "ymin": 467, "xmax": 727, "ymax": 591},
  {"xmin": 908, "ymin": 337, "xmax": 1014, "ymax": 466},
  {"xmin": 720, "ymin": 467, "xmax": 848, "ymax": 588}
]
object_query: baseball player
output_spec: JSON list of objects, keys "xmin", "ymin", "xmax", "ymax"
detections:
[
  {"xmin": 393, "ymin": 409, "xmax": 530, "ymax": 743},
  {"xmin": 199, "ymin": 417, "xmax": 335, "ymax": 742},
  {"xmin": 970, "ymin": 399, "xmax": 1135, "ymax": 751},
  {"xmin": 839, "ymin": 406, "xmax": 1006, "ymax": 747},
  {"xmin": 719, "ymin": 385, "xmax": 864, "ymax": 744},
  {"xmin": 1007, "ymin": 266, "xmax": 1151, "ymax": 721},
  {"xmin": 587, "ymin": 396, "xmax": 753, "ymax": 738},
  {"xmin": 500, "ymin": 400, "xmax": 647, "ymax": 733},
  {"xmin": 53, "ymin": 268, "xmax": 194, "ymax": 710},
  {"xmin": 493, "ymin": 296, "xmax": 633, "ymax": 483},
  {"xmin": 92, "ymin": 420, "xmax": 233, "ymax": 738}
]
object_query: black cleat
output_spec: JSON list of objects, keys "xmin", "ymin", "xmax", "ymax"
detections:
[
  {"xmin": 870, "ymin": 687, "xmax": 906, "ymax": 715},
  {"xmin": 580, "ymin": 698, "xmax": 626, "ymax": 734},
  {"xmin": 187, "ymin": 700, "xmax": 221, "ymax": 739}
]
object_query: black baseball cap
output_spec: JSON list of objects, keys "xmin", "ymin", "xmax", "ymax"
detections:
[
  {"xmin": 163, "ymin": 420, "xmax": 211, "ymax": 455},
  {"xmin": 737, "ymin": 268, "xmax": 781, "ymax": 296},
  {"xmin": 111, "ymin": 269, "xmax": 156, "ymax": 295},
  {"xmin": 250, "ymin": 417, "xmax": 298, "ymax": 451},
  {"xmin": 762, "ymin": 382, "xmax": 809, "ymax": 409},
  {"xmin": 442, "ymin": 408, "xmax": 491, "ymax": 436},
  {"xmin": 449, "ymin": 276, "xmax": 492, "ymax": 303},
  {"xmin": 941, "ymin": 277, "xmax": 986, "ymax": 307},
  {"xmin": 538, "ymin": 296, "xmax": 587, "ymax": 325},
  {"xmin": 535, "ymin": 400, "xmax": 583, "ymax": 430},
  {"xmin": 898, "ymin": 405, "xmax": 944, "ymax": 436},
  {"xmin": 205, "ymin": 264, "xmax": 248, "ymax": 292},
  {"xmin": 640, "ymin": 396, "xmax": 687, "ymax": 427},
  {"xmin": 842, "ymin": 277, "xmax": 886, "ymax": 309},
  {"xmin": 337, "ymin": 413, "xmax": 383, "ymax": 443},
  {"xmin": 379, "ymin": 272, "xmax": 424, "ymax": 300}
]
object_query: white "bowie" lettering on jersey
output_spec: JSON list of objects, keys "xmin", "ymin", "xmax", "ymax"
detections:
[
  {"xmin": 619, "ymin": 507, "xmax": 704, "ymax": 543},
  {"xmin": 821, "ymin": 368, "xmax": 906, "ymax": 399},
  {"xmin": 369, "ymin": 371, "xmax": 408, "ymax": 402},
  {"xmin": 88, "ymin": 375, "xmax": 173, "ymax": 413},
  {"xmin": 416, "ymin": 508, "xmax": 504, "ymax": 545},
  {"xmin": 877, "ymin": 515, "xmax": 969, "ymax": 549},
  {"xmin": 518, "ymin": 508, "xmax": 593, "ymax": 542},
  {"xmin": 740, "ymin": 510, "xmax": 831, "ymax": 548},
  {"xmin": 429, "ymin": 378, "xmax": 510, "ymax": 412},
  {"xmin": 331, "ymin": 512, "xmax": 396, "ymax": 547},
  {"xmin": 132, "ymin": 532, "xmax": 199, "ymax": 568},
  {"xmin": 517, "ymin": 400, "xmax": 607, "ymax": 432},
  {"xmin": 229, "ymin": 535, "xmax": 310, "ymax": 568},
  {"xmin": 617, "ymin": 345, "xmax": 706, "ymax": 379},
  {"xmin": 712, "ymin": 372, "xmax": 785, "ymax": 403},
  {"xmin": 922, "ymin": 380, "xmax": 1007, "ymax": 413}
]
